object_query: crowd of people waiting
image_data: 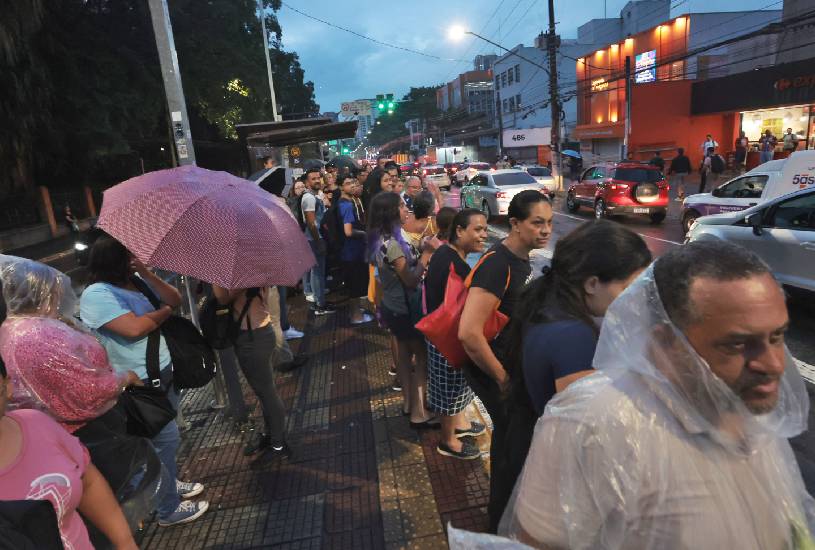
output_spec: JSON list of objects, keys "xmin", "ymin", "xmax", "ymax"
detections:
[{"xmin": 2, "ymin": 149, "xmax": 814, "ymax": 549}]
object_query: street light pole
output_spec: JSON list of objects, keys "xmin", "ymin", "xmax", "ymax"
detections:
[
  {"xmin": 258, "ymin": 0, "xmax": 281, "ymax": 122},
  {"xmin": 545, "ymin": 0, "xmax": 563, "ymax": 189}
]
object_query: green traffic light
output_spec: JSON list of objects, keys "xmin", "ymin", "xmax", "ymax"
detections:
[
  {"xmin": 388, "ymin": 102, "xmax": 394, "ymax": 109},
  {"xmin": 378, "ymin": 103, "xmax": 384, "ymax": 109}
]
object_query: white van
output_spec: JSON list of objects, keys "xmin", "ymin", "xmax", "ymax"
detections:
[{"xmin": 680, "ymin": 150, "xmax": 815, "ymax": 233}]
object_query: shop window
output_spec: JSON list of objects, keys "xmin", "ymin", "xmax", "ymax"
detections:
[{"xmin": 669, "ymin": 60, "xmax": 685, "ymax": 80}]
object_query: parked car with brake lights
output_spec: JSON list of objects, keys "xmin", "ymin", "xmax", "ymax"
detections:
[
  {"xmin": 421, "ymin": 165, "xmax": 451, "ymax": 189},
  {"xmin": 455, "ymin": 162, "xmax": 491, "ymax": 185},
  {"xmin": 566, "ymin": 162, "xmax": 669, "ymax": 223},
  {"xmin": 460, "ymin": 169, "xmax": 548, "ymax": 220},
  {"xmin": 686, "ymin": 186, "xmax": 815, "ymax": 295},
  {"xmin": 681, "ymin": 150, "xmax": 815, "ymax": 234}
]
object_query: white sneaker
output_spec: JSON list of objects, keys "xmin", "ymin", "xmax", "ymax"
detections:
[
  {"xmin": 283, "ymin": 327, "xmax": 304, "ymax": 340},
  {"xmin": 351, "ymin": 313, "xmax": 374, "ymax": 325},
  {"xmin": 176, "ymin": 480, "xmax": 204, "ymax": 499},
  {"xmin": 305, "ymin": 294, "xmax": 315, "ymax": 303}
]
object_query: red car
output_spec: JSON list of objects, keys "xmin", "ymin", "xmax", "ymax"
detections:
[{"xmin": 566, "ymin": 162, "xmax": 669, "ymax": 224}]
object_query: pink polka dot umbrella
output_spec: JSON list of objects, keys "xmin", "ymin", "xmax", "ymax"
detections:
[{"xmin": 97, "ymin": 165, "xmax": 315, "ymax": 289}]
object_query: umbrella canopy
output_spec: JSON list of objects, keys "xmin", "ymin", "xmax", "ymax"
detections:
[
  {"xmin": 97, "ymin": 165, "xmax": 315, "ymax": 289},
  {"xmin": 561, "ymin": 149, "xmax": 582, "ymax": 159}
]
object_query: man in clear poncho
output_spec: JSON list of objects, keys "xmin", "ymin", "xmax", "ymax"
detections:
[{"xmin": 500, "ymin": 241, "xmax": 815, "ymax": 549}]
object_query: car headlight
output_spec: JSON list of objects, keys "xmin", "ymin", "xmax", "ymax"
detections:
[{"xmin": 74, "ymin": 242, "xmax": 89, "ymax": 251}]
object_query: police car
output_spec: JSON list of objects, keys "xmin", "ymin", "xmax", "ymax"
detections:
[{"xmin": 680, "ymin": 150, "xmax": 815, "ymax": 233}]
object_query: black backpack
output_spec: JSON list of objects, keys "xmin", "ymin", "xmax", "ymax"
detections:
[
  {"xmin": 131, "ymin": 277, "xmax": 217, "ymax": 390},
  {"xmin": 710, "ymin": 154, "xmax": 725, "ymax": 174},
  {"xmin": 199, "ymin": 287, "xmax": 260, "ymax": 349},
  {"xmin": 320, "ymin": 202, "xmax": 345, "ymax": 253},
  {"xmin": 292, "ymin": 194, "xmax": 307, "ymax": 231}
]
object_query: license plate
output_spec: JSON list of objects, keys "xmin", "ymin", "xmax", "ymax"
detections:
[{"xmin": 633, "ymin": 208, "xmax": 650, "ymax": 214}]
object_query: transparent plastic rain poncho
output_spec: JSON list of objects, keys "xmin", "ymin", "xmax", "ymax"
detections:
[
  {"xmin": 0, "ymin": 254, "xmax": 124, "ymax": 431},
  {"xmin": 499, "ymin": 265, "xmax": 815, "ymax": 550}
]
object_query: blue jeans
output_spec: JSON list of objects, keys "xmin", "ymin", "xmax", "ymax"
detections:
[
  {"xmin": 306, "ymin": 240, "xmax": 327, "ymax": 307},
  {"xmin": 760, "ymin": 150, "xmax": 773, "ymax": 164},
  {"xmin": 146, "ymin": 367, "xmax": 182, "ymax": 518}
]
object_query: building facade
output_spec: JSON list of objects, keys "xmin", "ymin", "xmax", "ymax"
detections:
[{"xmin": 573, "ymin": 9, "xmax": 782, "ymax": 165}]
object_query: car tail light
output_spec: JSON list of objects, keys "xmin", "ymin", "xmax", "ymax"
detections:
[
  {"xmin": 495, "ymin": 191, "xmax": 508, "ymax": 198},
  {"xmin": 423, "ymin": 169, "xmax": 427, "ymax": 175},
  {"xmin": 490, "ymin": 168, "xmax": 496, "ymax": 171}
]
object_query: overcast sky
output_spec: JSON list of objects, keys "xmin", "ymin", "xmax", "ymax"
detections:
[{"xmin": 275, "ymin": 0, "xmax": 782, "ymax": 113}]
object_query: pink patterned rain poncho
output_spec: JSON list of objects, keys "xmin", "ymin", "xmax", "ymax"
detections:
[{"xmin": 0, "ymin": 255, "xmax": 125, "ymax": 433}]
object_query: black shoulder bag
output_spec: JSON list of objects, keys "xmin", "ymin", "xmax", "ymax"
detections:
[
  {"xmin": 116, "ymin": 328, "xmax": 176, "ymax": 439},
  {"xmin": 131, "ymin": 276, "xmax": 217, "ymax": 390}
]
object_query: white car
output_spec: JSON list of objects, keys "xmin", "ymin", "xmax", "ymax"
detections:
[
  {"xmin": 460, "ymin": 169, "xmax": 547, "ymax": 219},
  {"xmin": 681, "ymin": 150, "xmax": 815, "ymax": 233},
  {"xmin": 421, "ymin": 165, "xmax": 451, "ymax": 189},
  {"xmin": 686, "ymin": 186, "xmax": 815, "ymax": 294},
  {"xmin": 455, "ymin": 162, "xmax": 492, "ymax": 185},
  {"xmin": 520, "ymin": 165, "xmax": 556, "ymax": 198}
]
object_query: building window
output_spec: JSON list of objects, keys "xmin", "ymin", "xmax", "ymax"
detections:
[
  {"xmin": 501, "ymin": 72, "xmax": 507, "ymax": 87},
  {"xmin": 503, "ymin": 99, "xmax": 508, "ymax": 113},
  {"xmin": 515, "ymin": 65, "xmax": 520, "ymax": 82},
  {"xmin": 515, "ymin": 94, "xmax": 521, "ymax": 109},
  {"xmin": 509, "ymin": 97, "xmax": 515, "ymax": 112},
  {"xmin": 495, "ymin": 75, "xmax": 500, "ymax": 89},
  {"xmin": 508, "ymin": 69, "xmax": 514, "ymax": 85}
]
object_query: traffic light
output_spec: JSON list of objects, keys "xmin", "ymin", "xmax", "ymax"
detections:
[
  {"xmin": 386, "ymin": 93, "xmax": 394, "ymax": 114},
  {"xmin": 376, "ymin": 94, "xmax": 385, "ymax": 110},
  {"xmin": 342, "ymin": 147, "xmax": 350, "ymax": 154},
  {"xmin": 375, "ymin": 93, "xmax": 396, "ymax": 114}
]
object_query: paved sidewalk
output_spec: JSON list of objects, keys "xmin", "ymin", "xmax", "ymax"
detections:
[{"xmin": 138, "ymin": 293, "xmax": 491, "ymax": 549}]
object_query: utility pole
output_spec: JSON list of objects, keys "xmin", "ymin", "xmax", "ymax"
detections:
[
  {"xmin": 148, "ymin": 0, "xmax": 196, "ymax": 166},
  {"xmin": 623, "ymin": 55, "xmax": 632, "ymax": 160},
  {"xmin": 257, "ymin": 0, "xmax": 281, "ymax": 121},
  {"xmin": 496, "ymin": 89, "xmax": 504, "ymax": 158},
  {"xmin": 546, "ymin": 0, "xmax": 562, "ymax": 188}
]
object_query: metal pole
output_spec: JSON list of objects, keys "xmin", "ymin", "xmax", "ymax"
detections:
[
  {"xmin": 546, "ymin": 0, "xmax": 563, "ymax": 189},
  {"xmin": 496, "ymin": 89, "xmax": 504, "ymax": 158},
  {"xmin": 258, "ymin": 0, "xmax": 281, "ymax": 122},
  {"xmin": 148, "ymin": 0, "xmax": 229, "ymax": 413},
  {"xmin": 624, "ymin": 56, "xmax": 632, "ymax": 160},
  {"xmin": 148, "ymin": 0, "xmax": 195, "ymax": 166}
]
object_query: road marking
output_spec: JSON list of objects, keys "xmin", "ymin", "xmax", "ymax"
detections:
[
  {"xmin": 795, "ymin": 358, "xmax": 815, "ymax": 385},
  {"xmin": 552, "ymin": 211, "xmax": 683, "ymax": 246}
]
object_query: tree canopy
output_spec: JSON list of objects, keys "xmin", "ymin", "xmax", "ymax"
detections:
[
  {"xmin": 0, "ymin": 0, "xmax": 318, "ymax": 193},
  {"xmin": 366, "ymin": 86, "xmax": 441, "ymax": 147}
]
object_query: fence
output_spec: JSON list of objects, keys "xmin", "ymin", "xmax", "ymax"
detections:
[
  {"xmin": 49, "ymin": 189, "xmax": 89, "ymax": 220},
  {"xmin": 0, "ymin": 192, "xmax": 42, "ymax": 232}
]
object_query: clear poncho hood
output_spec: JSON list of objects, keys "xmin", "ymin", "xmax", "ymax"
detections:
[
  {"xmin": 498, "ymin": 265, "xmax": 814, "ymax": 550},
  {"xmin": 594, "ymin": 263, "xmax": 808, "ymax": 446},
  {"xmin": 0, "ymin": 255, "xmax": 78, "ymax": 322}
]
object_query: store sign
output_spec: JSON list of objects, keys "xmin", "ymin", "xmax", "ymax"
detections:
[
  {"xmin": 635, "ymin": 50, "xmax": 657, "ymax": 84},
  {"xmin": 591, "ymin": 78, "xmax": 609, "ymax": 92},
  {"xmin": 503, "ymin": 127, "xmax": 551, "ymax": 146},
  {"xmin": 692, "ymin": 57, "xmax": 815, "ymax": 115}
]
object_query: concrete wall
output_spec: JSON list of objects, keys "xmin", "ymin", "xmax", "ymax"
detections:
[{"xmin": 776, "ymin": 0, "xmax": 812, "ymax": 64}]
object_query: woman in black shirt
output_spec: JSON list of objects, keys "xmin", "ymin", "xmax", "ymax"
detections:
[{"xmin": 425, "ymin": 209, "xmax": 488, "ymax": 460}]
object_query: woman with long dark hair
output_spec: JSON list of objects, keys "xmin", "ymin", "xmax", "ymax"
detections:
[
  {"xmin": 367, "ymin": 192, "xmax": 438, "ymax": 427},
  {"xmin": 362, "ymin": 168, "xmax": 393, "ymax": 208},
  {"xmin": 424, "ymin": 209, "xmax": 488, "ymax": 459},
  {"xmin": 493, "ymin": 219, "xmax": 652, "ymax": 528},
  {"xmin": 80, "ymin": 235, "xmax": 209, "ymax": 527}
]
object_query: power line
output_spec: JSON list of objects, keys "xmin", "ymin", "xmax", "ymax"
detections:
[{"xmin": 280, "ymin": 2, "xmax": 469, "ymax": 62}]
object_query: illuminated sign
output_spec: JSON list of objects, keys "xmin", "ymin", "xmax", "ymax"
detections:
[
  {"xmin": 635, "ymin": 49, "xmax": 657, "ymax": 83},
  {"xmin": 591, "ymin": 78, "xmax": 609, "ymax": 92}
]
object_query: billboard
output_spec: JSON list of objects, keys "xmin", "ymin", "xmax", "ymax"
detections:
[
  {"xmin": 635, "ymin": 50, "xmax": 657, "ymax": 84},
  {"xmin": 340, "ymin": 101, "xmax": 372, "ymax": 117},
  {"xmin": 503, "ymin": 127, "xmax": 551, "ymax": 147}
]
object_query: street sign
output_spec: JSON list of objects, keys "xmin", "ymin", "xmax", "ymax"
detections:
[
  {"xmin": 502, "ymin": 127, "xmax": 551, "ymax": 146},
  {"xmin": 341, "ymin": 101, "xmax": 371, "ymax": 116}
]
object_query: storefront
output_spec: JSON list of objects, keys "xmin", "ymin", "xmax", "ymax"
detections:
[{"xmin": 691, "ymin": 57, "xmax": 815, "ymax": 158}]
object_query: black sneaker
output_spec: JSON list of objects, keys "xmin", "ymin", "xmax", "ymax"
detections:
[
  {"xmin": 455, "ymin": 421, "xmax": 487, "ymax": 438},
  {"xmin": 250, "ymin": 442, "xmax": 292, "ymax": 468},
  {"xmin": 312, "ymin": 305, "xmax": 336, "ymax": 316},
  {"xmin": 437, "ymin": 440, "xmax": 481, "ymax": 460},
  {"xmin": 243, "ymin": 432, "xmax": 270, "ymax": 456},
  {"xmin": 275, "ymin": 354, "xmax": 310, "ymax": 373},
  {"xmin": 391, "ymin": 380, "xmax": 403, "ymax": 391}
]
